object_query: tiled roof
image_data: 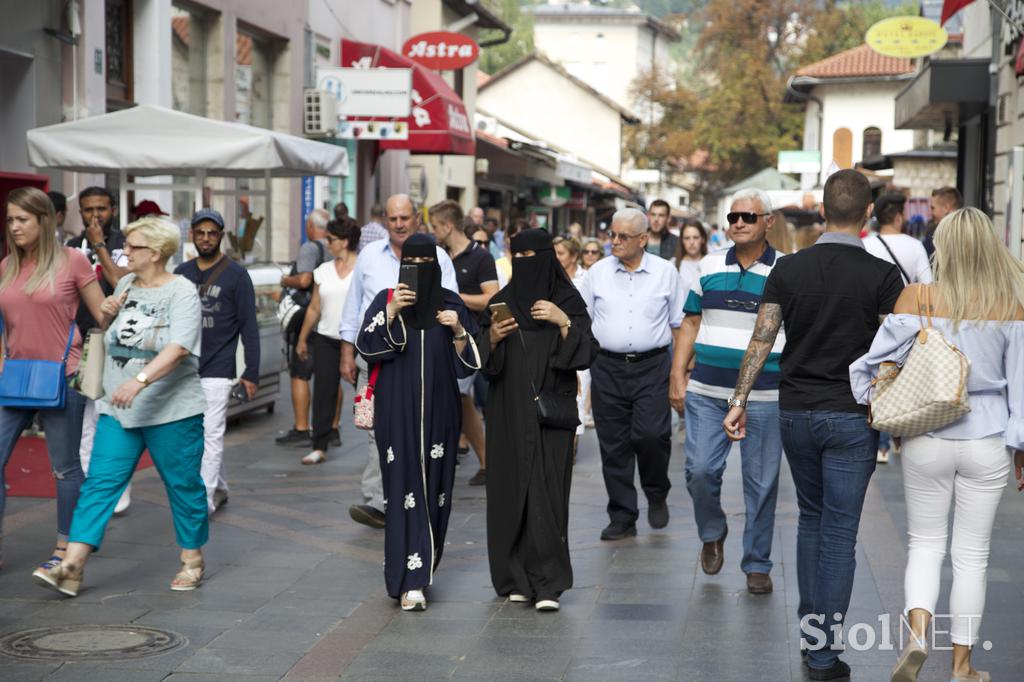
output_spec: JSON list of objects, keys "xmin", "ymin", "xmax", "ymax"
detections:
[
  {"xmin": 795, "ymin": 44, "xmax": 914, "ymax": 79},
  {"xmin": 476, "ymin": 70, "xmax": 490, "ymax": 88}
]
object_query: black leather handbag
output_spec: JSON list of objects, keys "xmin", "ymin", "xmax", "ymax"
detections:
[{"xmin": 518, "ymin": 330, "xmax": 580, "ymax": 431}]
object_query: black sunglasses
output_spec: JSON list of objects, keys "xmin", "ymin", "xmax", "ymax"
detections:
[
  {"xmin": 474, "ymin": 238, "xmax": 489, "ymax": 246},
  {"xmin": 727, "ymin": 212, "xmax": 769, "ymax": 225}
]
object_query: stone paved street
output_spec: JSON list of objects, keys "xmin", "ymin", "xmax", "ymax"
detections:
[{"xmin": 1, "ymin": 388, "xmax": 1022, "ymax": 681}]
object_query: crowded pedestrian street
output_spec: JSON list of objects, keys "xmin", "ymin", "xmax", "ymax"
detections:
[{"xmin": 0, "ymin": 387, "xmax": 1020, "ymax": 681}]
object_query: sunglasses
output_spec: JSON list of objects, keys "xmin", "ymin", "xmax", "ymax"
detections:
[
  {"xmin": 474, "ymin": 238, "xmax": 489, "ymax": 246},
  {"xmin": 582, "ymin": 249, "xmax": 601, "ymax": 255},
  {"xmin": 727, "ymin": 212, "xmax": 769, "ymax": 225},
  {"xmin": 609, "ymin": 231, "xmax": 643, "ymax": 242}
]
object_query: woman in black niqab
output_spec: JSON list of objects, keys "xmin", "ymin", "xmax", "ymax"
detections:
[{"xmin": 478, "ymin": 228, "xmax": 598, "ymax": 611}]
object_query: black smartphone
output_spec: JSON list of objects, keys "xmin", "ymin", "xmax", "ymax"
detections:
[{"xmin": 398, "ymin": 264, "xmax": 418, "ymax": 292}]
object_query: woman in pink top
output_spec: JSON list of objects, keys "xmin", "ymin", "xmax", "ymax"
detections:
[{"xmin": 0, "ymin": 187, "xmax": 108, "ymax": 577}]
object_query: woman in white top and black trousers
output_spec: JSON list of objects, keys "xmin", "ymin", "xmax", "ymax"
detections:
[
  {"xmin": 296, "ymin": 217, "xmax": 359, "ymax": 465},
  {"xmin": 851, "ymin": 207, "xmax": 1024, "ymax": 682}
]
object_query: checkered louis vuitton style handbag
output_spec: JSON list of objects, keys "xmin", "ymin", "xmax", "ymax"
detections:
[{"xmin": 869, "ymin": 286, "xmax": 971, "ymax": 437}]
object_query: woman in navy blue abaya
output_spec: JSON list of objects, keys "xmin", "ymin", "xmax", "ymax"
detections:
[{"xmin": 356, "ymin": 234, "xmax": 480, "ymax": 611}]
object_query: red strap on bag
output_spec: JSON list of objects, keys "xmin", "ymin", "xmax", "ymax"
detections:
[{"xmin": 365, "ymin": 288, "xmax": 395, "ymax": 397}]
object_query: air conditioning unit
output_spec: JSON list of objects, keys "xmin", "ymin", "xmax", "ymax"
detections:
[
  {"xmin": 475, "ymin": 158, "xmax": 489, "ymax": 175},
  {"xmin": 303, "ymin": 88, "xmax": 337, "ymax": 137},
  {"xmin": 475, "ymin": 114, "xmax": 498, "ymax": 136}
]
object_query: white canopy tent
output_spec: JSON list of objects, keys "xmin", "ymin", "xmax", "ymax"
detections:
[{"xmin": 26, "ymin": 104, "xmax": 349, "ymax": 259}]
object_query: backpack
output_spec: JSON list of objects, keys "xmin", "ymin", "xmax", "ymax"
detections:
[{"xmin": 277, "ymin": 240, "xmax": 326, "ymax": 334}]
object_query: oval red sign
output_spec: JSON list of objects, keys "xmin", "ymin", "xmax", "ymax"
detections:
[{"xmin": 402, "ymin": 31, "xmax": 480, "ymax": 71}]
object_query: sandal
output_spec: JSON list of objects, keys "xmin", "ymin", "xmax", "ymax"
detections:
[
  {"xmin": 170, "ymin": 557, "xmax": 205, "ymax": 591},
  {"xmin": 400, "ymin": 589, "xmax": 426, "ymax": 611},
  {"xmin": 32, "ymin": 559, "xmax": 82, "ymax": 597},
  {"xmin": 302, "ymin": 450, "xmax": 327, "ymax": 465}
]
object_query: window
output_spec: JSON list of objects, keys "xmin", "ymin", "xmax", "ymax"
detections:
[
  {"xmin": 236, "ymin": 29, "xmax": 273, "ymax": 128},
  {"xmin": 170, "ymin": 5, "xmax": 209, "ymax": 116},
  {"xmin": 862, "ymin": 127, "xmax": 882, "ymax": 159},
  {"xmin": 105, "ymin": 0, "xmax": 133, "ymax": 108},
  {"xmin": 833, "ymin": 128, "xmax": 852, "ymax": 169}
]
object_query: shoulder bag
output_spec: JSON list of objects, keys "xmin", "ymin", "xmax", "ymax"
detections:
[
  {"xmin": 869, "ymin": 286, "xmax": 971, "ymax": 437},
  {"xmin": 877, "ymin": 236, "xmax": 911, "ymax": 284},
  {"xmin": 0, "ymin": 318, "xmax": 75, "ymax": 409},
  {"xmin": 517, "ymin": 328, "xmax": 579, "ymax": 431},
  {"xmin": 72, "ymin": 280, "xmax": 138, "ymax": 401},
  {"xmin": 353, "ymin": 289, "xmax": 394, "ymax": 430}
]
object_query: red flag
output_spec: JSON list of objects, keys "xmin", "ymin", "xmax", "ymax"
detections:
[{"xmin": 941, "ymin": 0, "xmax": 977, "ymax": 25}]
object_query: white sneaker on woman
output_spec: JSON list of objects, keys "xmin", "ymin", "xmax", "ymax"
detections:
[{"xmin": 401, "ymin": 589, "xmax": 426, "ymax": 611}]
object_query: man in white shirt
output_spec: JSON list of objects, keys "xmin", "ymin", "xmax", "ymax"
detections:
[
  {"xmin": 339, "ymin": 194, "xmax": 459, "ymax": 529},
  {"xmin": 863, "ymin": 193, "xmax": 932, "ymax": 286}
]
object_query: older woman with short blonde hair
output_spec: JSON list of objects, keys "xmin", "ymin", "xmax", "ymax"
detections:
[{"xmin": 35, "ymin": 216, "xmax": 209, "ymax": 597}]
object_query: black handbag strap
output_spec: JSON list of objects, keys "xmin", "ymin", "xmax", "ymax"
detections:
[
  {"xmin": 0, "ymin": 316, "xmax": 75, "ymax": 362},
  {"xmin": 877, "ymin": 236, "xmax": 911, "ymax": 284},
  {"xmin": 198, "ymin": 255, "xmax": 232, "ymax": 297},
  {"xmin": 515, "ymin": 329, "xmax": 542, "ymax": 400}
]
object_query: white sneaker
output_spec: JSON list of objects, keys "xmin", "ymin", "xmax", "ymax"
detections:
[
  {"xmin": 301, "ymin": 450, "xmax": 327, "ymax": 465},
  {"xmin": 401, "ymin": 589, "xmax": 426, "ymax": 611},
  {"xmin": 114, "ymin": 486, "xmax": 131, "ymax": 514},
  {"xmin": 535, "ymin": 599, "xmax": 559, "ymax": 612},
  {"xmin": 508, "ymin": 593, "xmax": 530, "ymax": 603},
  {"xmin": 876, "ymin": 449, "xmax": 890, "ymax": 464}
]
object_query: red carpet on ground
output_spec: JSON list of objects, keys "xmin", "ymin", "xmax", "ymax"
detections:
[{"xmin": 5, "ymin": 436, "xmax": 153, "ymax": 498}]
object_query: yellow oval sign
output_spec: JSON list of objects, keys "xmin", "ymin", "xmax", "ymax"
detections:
[{"xmin": 866, "ymin": 16, "xmax": 948, "ymax": 58}]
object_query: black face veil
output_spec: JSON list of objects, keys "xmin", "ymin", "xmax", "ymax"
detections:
[
  {"xmin": 399, "ymin": 233, "xmax": 443, "ymax": 330},
  {"xmin": 507, "ymin": 229, "xmax": 581, "ymax": 331}
]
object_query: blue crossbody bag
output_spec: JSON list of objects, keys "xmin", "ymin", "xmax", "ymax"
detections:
[{"xmin": 0, "ymin": 317, "xmax": 75, "ymax": 409}]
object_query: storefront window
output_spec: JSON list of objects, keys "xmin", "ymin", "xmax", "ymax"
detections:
[
  {"xmin": 170, "ymin": 5, "xmax": 208, "ymax": 116},
  {"xmin": 236, "ymin": 29, "xmax": 273, "ymax": 128}
]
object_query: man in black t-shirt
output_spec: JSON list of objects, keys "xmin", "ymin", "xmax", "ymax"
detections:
[
  {"xmin": 429, "ymin": 200, "xmax": 498, "ymax": 486},
  {"xmin": 722, "ymin": 170, "xmax": 904, "ymax": 681}
]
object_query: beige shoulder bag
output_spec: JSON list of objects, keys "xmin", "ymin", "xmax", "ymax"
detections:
[{"xmin": 869, "ymin": 286, "xmax": 971, "ymax": 437}]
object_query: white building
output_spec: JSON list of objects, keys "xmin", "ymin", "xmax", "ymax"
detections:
[
  {"xmin": 787, "ymin": 44, "xmax": 917, "ymax": 189},
  {"xmin": 530, "ymin": 2, "xmax": 680, "ymax": 113}
]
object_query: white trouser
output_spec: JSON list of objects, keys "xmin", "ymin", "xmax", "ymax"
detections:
[
  {"xmin": 200, "ymin": 377, "xmax": 234, "ymax": 512},
  {"xmin": 355, "ymin": 355, "xmax": 384, "ymax": 510},
  {"xmin": 79, "ymin": 398, "xmax": 132, "ymax": 508},
  {"xmin": 901, "ymin": 434, "xmax": 1009, "ymax": 646}
]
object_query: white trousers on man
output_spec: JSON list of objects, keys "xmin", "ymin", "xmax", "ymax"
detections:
[
  {"xmin": 901, "ymin": 434, "xmax": 1009, "ymax": 646},
  {"xmin": 79, "ymin": 398, "xmax": 131, "ymax": 512},
  {"xmin": 355, "ymin": 355, "xmax": 385, "ymax": 510},
  {"xmin": 200, "ymin": 377, "xmax": 233, "ymax": 513}
]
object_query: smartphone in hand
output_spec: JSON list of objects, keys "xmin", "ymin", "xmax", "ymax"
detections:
[
  {"xmin": 489, "ymin": 301, "xmax": 514, "ymax": 323},
  {"xmin": 398, "ymin": 264, "xmax": 418, "ymax": 292}
]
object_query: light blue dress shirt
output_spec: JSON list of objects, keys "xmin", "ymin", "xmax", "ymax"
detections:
[
  {"xmin": 340, "ymin": 237, "xmax": 459, "ymax": 344},
  {"xmin": 850, "ymin": 315, "xmax": 1024, "ymax": 449},
  {"xmin": 579, "ymin": 251, "xmax": 684, "ymax": 354}
]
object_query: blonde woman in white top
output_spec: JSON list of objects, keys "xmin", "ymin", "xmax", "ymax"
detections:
[
  {"xmin": 851, "ymin": 208, "xmax": 1024, "ymax": 682},
  {"xmin": 297, "ymin": 218, "xmax": 359, "ymax": 465}
]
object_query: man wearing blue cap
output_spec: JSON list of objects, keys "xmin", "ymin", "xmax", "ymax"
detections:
[{"xmin": 175, "ymin": 209, "xmax": 260, "ymax": 514}]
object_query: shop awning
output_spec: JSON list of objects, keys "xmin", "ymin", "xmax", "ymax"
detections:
[
  {"xmin": 341, "ymin": 40, "xmax": 474, "ymax": 156},
  {"xmin": 895, "ymin": 59, "xmax": 989, "ymax": 130}
]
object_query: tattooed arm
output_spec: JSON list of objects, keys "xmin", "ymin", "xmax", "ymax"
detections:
[{"xmin": 723, "ymin": 303, "xmax": 783, "ymax": 441}]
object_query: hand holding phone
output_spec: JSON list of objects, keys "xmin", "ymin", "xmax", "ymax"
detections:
[
  {"xmin": 489, "ymin": 302, "xmax": 514, "ymax": 323},
  {"xmin": 488, "ymin": 302, "xmax": 518, "ymax": 346},
  {"xmin": 398, "ymin": 264, "xmax": 418, "ymax": 293}
]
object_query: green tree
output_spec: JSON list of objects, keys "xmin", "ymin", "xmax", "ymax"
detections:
[{"xmin": 478, "ymin": 0, "xmax": 536, "ymax": 75}]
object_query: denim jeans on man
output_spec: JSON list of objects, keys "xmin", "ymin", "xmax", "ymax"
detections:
[
  {"xmin": 0, "ymin": 377, "xmax": 87, "ymax": 542},
  {"xmin": 780, "ymin": 410, "xmax": 877, "ymax": 671},
  {"xmin": 684, "ymin": 392, "xmax": 782, "ymax": 574}
]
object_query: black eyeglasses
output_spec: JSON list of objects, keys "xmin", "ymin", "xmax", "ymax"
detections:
[
  {"xmin": 727, "ymin": 212, "xmax": 769, "ymax": 225},
  {"xmin": 474, "ymin": 239, "xmax": 489, "ymax": 246},
  {"xmin": 609, "ymin": 231, "xmax": 643, "ymax": 242}
]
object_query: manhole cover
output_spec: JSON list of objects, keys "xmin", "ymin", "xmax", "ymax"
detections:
[{"xmin": 0, "ymin": 624, "xmax": 187, "ymax": 661}]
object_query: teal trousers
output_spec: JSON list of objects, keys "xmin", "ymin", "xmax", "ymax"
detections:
[{"xmin": 69, "ymin": 414, "xmax": 208, "ymax": 551}]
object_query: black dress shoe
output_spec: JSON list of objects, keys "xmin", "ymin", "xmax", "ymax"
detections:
[
  {"xmin": 807, "ymin": 659, "xmax": 850, "ymax": 680},
  {"xmin": 648, "ymin": 500, "xmax": 669, "ymax": 529},
  {"xmin": 600, "ymin": 522, "xmax": 637, "ymax": 541},
  {"xmin": 328, "ymin": 428, "xmax": 341, "ymax": 447},
  {"xmin": 349, "ymin": 504, "xmax": 385, "ymax": 529}
]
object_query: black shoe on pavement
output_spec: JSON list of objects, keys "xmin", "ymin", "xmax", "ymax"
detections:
[
  {"xmin": 806, "ymin": 659, "xmax": 850, "ymax": 680},
  {"xmin": 349, "ymin": 504, "xmax": 385, "ymax": 529},
  {"xmin": 468, "ymin": 469, "xmax": 486, "ymax": 486},
  {"xmin": 328, "ymin": 428, "xmax": 341, "ymax": 447},
  {"xmin": 600, "ymin": 521, "xmax": 637, "ymax": 541},
  {"xmin": 648, "ymin": 500, "xmax": 669, "ymax": 529},
  {"xmin": 276, "ymin": 428, "xmax": 311, "ymax": 447}
]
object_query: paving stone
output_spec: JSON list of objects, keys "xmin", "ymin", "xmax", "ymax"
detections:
[
  {"xmin": 175, "ymin": 647, "xmax": 304, "ymax": 676},
  {"xmin": 44, "ymin": 663, "xmax": 169, "ymax": 681}
]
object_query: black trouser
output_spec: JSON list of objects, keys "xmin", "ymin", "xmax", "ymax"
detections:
[
  {"xmin": 590, "ymin": 351, "xmax": 672, "ymax": 525},
  {"xmin": 311, "ymin": 332, "xmax": 342, "ymax": 450}
]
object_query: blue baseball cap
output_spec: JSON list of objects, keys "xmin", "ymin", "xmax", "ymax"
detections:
[{"xmin": 191, "ymin": 208, "xmax": 225, "ymax": 229}]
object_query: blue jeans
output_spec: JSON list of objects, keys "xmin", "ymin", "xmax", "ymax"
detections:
[
  {"xmin": 684, "ymin": 392, "xmax": 782, "ymax": 574},
  {"xmin": 780, "ymin": 410, "xmax": 877, "ymax": 671},
  {"xmin": 0, "ymin": 377, "xmax": 87, "ymax": 542}
]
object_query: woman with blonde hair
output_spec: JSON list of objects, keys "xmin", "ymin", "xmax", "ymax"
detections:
[
  {"xmin": 552, "ymin": 235, "xmax": 586, "ymax": 288},
  {"xmin": 851, "ymin": 207, "xmax": 1024, "ymax": 682},
  {"xmin": 34, "ymin": 216, "xmax": 209, "ymax": 597},
  {"xmin": 580, "ymin": 238, "xmax": 604, "ymax": 270},
  {"xmin": 0, "ymin": 187, "xmax": 107, "ymax": 573}
]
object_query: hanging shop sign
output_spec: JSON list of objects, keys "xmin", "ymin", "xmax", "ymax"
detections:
[
  {"xmin": 402, "ymin": 32, "xmax": 479, "ymax": 71},
  {"xmin": 866, "ymin": 16, "xmax": 948, "ymax": 58},
  {"xmin": 316, "ymin": 67, "xmax": 412, "ymax": 117}
]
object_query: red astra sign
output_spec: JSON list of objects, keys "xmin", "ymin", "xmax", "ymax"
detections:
[{"xmin": 402, "ymin": 32, "xmax": 479, "ymax": 71}]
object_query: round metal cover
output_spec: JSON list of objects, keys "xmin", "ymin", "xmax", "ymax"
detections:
[{"xmin": 0, "ymin": 624, "xmax": 187, "ymax": 661}]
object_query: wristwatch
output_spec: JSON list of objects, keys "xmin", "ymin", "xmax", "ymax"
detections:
[
  {"xmin": 453, "ymin": 330, "xmax": 468, "ymax": 341},
  {"xmin": 135, "ymin": 372, "xmax": 150, "ymax": 386},
  {"xmin": 727, "ymin": 395, "xmax": 747, "ymax": 409},
  {"xmin": 92, "ymin": 242, "xmax": 106, "ymax": 251}
]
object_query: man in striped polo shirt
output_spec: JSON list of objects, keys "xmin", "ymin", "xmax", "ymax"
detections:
[{"xmin": 669, "ymin": 188, "xmax": 785, "ymax": 595}]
